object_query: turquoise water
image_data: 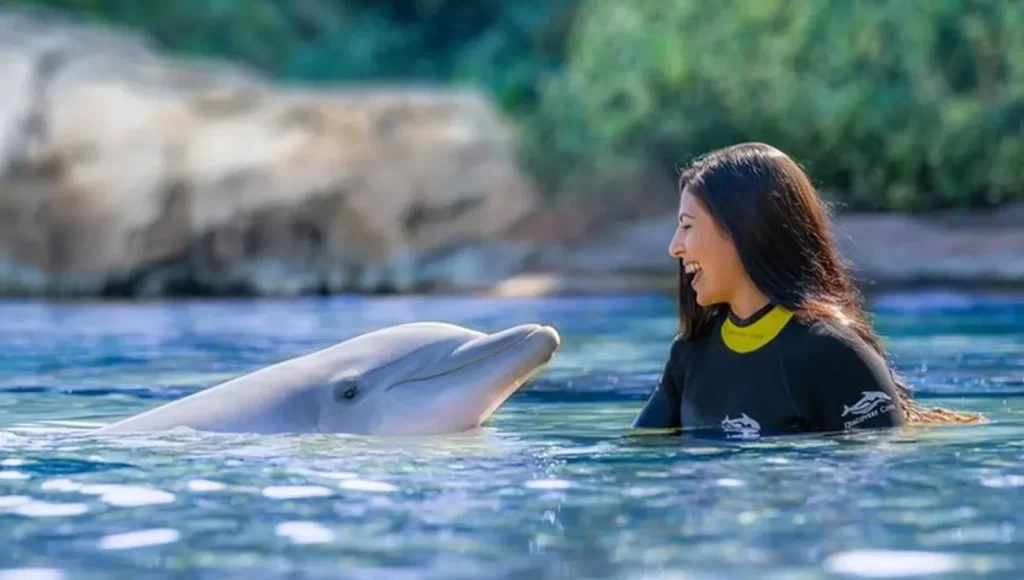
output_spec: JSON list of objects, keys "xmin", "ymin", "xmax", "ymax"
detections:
[{"xmin": 0, "ymin": 292, "xmax": 1023, "ymax": 579}]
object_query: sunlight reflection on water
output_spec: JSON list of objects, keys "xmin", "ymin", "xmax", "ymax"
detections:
[{"xmin": 0, "ymin": 293, "xmax": 1022, "ymax": 578}]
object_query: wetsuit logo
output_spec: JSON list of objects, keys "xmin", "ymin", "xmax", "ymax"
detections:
[
  {"xmin": 842, "ymin": 391, "xmax": 895, "ymax": 429},
  {"xmin": 721, "ymin": 413, "xmax": 761, "ymax": 439}
]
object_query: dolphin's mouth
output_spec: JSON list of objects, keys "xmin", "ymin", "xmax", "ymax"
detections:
[{"xmin": 386, "ymin": 324, "xmax": 558, "ymax": 390}]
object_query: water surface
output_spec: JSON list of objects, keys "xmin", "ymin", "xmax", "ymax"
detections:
[{"xmin": 0, "ymin": 292, "xmax": 1022, "ymax": 579}]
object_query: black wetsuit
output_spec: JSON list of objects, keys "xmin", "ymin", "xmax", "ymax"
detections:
[{"xmin": 633, "ymin": 303, "xmax": 905, "ymax": 438}]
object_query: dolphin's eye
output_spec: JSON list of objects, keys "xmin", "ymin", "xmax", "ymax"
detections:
[{"xmin": 334, "ymin": 382, "xmax": 359, "ymax": 402}]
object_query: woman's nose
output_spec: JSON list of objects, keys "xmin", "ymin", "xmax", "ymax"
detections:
[{"xmin": 668, "ymin": 228, "xmax": 685, "ymax": 259}]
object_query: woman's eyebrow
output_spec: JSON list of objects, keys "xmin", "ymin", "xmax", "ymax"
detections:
[{"xmin": 678, "ymin": 212, "xmax": 694, "ymax": 222}]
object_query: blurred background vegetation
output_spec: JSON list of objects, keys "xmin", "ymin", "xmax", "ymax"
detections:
[{"xmin": 15, "ymin": 0, "xmax": 1024, "ymax": 214}]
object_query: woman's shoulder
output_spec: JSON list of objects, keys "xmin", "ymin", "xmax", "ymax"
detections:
[
  {"xmin": 667, "ymin": 332, "xmax": 692, "ymax": 358},
  {"xmin": 664, "ymin": 328, "xmax": 704, "ymax": 367},
  {"xmin": 787, "ymin": 315, "xmax": 888, "ymax": 372},
  {"xmin": 784, "ymin": 314, "xmax": 904, "ymax": 430}
]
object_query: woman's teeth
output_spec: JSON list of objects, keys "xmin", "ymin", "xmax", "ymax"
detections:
[{"xmin": 685, "ymin": 261, "xmax": 703, "ymax": 287}]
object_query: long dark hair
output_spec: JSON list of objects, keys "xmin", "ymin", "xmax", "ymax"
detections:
[{"xmin": 675, "ymin": 142, "xmax": 983, "ymax": 425}]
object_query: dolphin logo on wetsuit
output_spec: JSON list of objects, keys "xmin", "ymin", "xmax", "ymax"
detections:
[
  {"xmin": 721, "ymin": 413, "xmax": 761, "ymax": 435},
  {"xmin": 841, "ymin": 391, "xmax": 892, "ymax": 417}
]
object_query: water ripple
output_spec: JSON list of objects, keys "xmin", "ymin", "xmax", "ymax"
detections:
[{"xmin": 0, "ymin": 294, "xmax": 1021, "ymax": 577}]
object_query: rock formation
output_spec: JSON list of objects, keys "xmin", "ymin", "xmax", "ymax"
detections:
[
  {"xmin": 0, "ymin": 8, "xmax": 1020, "ymax": 300},
  {"xmin": 0, "ymin": 8, "xmax": 539, "ymax": 297}
]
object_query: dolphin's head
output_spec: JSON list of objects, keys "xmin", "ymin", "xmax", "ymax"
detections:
[{"xmin": 312, "ymin": 322, "xmax": 560, "ymax": 436}]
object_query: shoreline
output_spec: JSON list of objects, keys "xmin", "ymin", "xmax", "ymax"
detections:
[
  {"xmin": 487, "ymin": 201, "xmax": 1024, "ymax": 299},
  {"xmin": 4, "ymin": 274, "xmax": 1024, "ymax": 303}
]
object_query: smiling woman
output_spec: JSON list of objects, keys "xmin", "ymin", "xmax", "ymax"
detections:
[{"xmin": 632, "ymin": 142, "xmax": 986, "ymax": 437}]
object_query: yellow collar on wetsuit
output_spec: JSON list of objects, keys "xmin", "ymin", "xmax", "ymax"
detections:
[{"xmin": 720, "ymin": 304, "xmax": 794, "ymax": 353}]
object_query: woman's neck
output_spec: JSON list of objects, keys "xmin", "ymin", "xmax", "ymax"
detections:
[{"xmin": 728, "ymin": 284, "xmax": 772, "ymax": 321}]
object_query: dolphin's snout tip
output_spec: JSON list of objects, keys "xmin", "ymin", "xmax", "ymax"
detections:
[
  {"xmin": 541, "ymin": 325, "xmax": 560, "ymax": 349},
  {"xmin": 528, "ymin": 325, "xmax": 561, "ymax": 362}
]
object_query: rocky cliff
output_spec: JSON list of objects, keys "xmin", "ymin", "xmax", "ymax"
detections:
[{"xmin": 0, "ymin": 9, "xmax": 538, "ymax": 297}]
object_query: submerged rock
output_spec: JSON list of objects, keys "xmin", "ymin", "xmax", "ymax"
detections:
[{"xmin": 0, "ymin": 9, "xmax": 538, "ymax": 297}]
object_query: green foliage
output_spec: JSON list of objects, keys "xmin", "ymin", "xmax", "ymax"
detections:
[
  {"xmin": 12, "ymin": 0, "xmax": 1024, "ymax": 211},
  {"xmin": 12, "ymin": 0, "xmax": 578, "ymax": 113},
  {"xmin": 528, "ymin": 0, "xmax": 1024, "ymax": 211}
]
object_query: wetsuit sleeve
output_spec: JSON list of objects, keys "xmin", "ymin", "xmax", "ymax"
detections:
[
  {"xmin": 807, "ymin": 329, "xmax": 905, "ymax": 432},
  {"xmin": 632, "ymin": 341, "xmax": 682, "ymax": 429}
]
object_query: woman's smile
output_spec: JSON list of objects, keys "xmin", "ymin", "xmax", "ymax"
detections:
[{"xmin": 685, "ymin": 261, "xmax": 703, "ymax": 288}]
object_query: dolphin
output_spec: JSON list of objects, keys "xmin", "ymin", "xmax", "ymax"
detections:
[{"xmin": 91, "ymin": 321, "xmax": 561, "ymax": 436}]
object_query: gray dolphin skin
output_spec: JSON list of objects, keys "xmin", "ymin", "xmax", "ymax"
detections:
[{"xmin": 91, "ymin": 322, "xmax": 561, "ymax": 436}]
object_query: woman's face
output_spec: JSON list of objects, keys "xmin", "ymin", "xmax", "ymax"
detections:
[{"xmin": 668, "ymin": 190, "xmax": 747, "ymax": 307}]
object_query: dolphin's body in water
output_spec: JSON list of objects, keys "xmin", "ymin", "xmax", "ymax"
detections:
[{"xmin": 92, "ymin": 322, "xmax": 560, "ymax": 436}]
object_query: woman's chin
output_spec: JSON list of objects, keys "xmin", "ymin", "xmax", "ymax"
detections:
[
  {"xmin": 694, "ymin": 290, "xmax": 709, "ymax": 306},
  {"xmin": 688, "ymin": 275, "xmax": 718, "ymax": 306},
  {"xmin": 692, "ymin": 285, "xmax": 720, "ymax": 307}
]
